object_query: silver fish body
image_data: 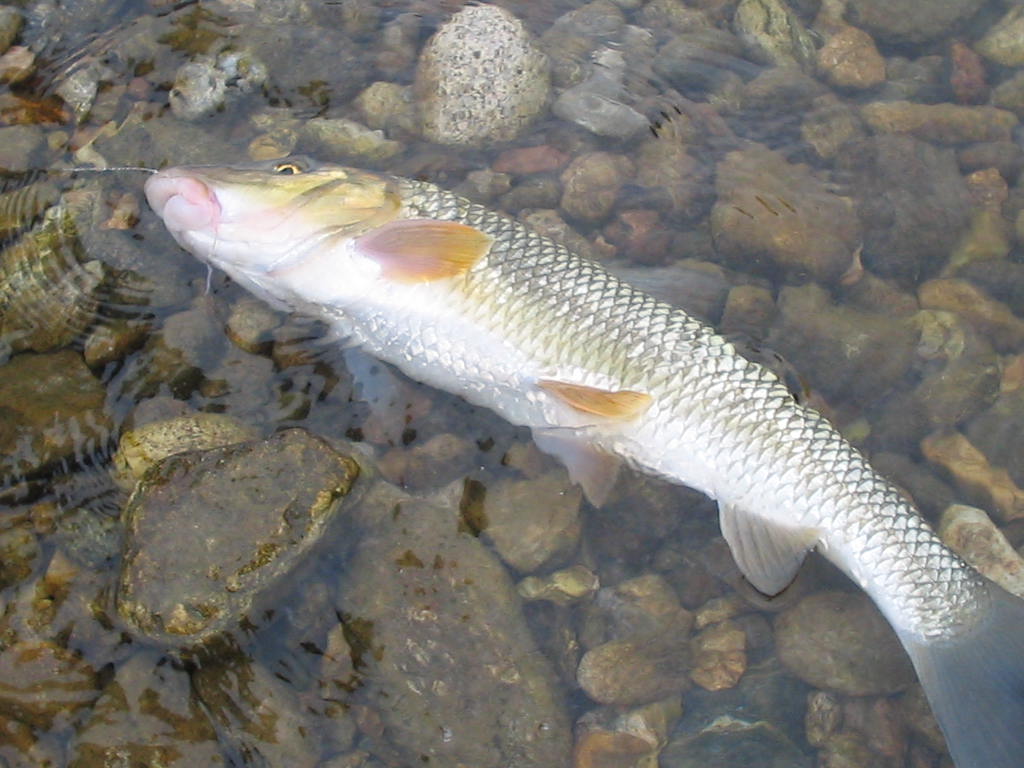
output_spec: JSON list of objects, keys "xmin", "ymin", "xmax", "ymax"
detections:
[{"xmin": 145, "ymin": 158, "xmax": 1024, "ymax": 768}]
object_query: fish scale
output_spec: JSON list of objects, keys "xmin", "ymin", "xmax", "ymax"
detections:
[
  {"xmin": 146, "ymin": 159, "xmax": 1024, "ymax": 768},
  {"xmin": 397, "ymin": 175, "xmax": 983, "ymax": 636}
]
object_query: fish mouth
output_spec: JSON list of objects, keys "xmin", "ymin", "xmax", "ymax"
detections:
[{"xmin": 145, "ymin": 169, "xmax": 222, "ymax": 234}]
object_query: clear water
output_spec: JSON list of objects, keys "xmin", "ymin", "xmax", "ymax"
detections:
[{"xmin": 1, "ymin": 0, "xmax": 1022, "ymax": 766}]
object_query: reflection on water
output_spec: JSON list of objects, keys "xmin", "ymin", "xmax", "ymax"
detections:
[{"xmin": 1, "ymin": 0, "xmax": 1023, "ymax": 766}]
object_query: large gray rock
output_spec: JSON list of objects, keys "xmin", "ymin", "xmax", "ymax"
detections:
[
  {"xmin": 337, "ymin": 482, "xmax": 571, "ymax": 768},
  {"xmin": 116, "ymin": 429, "xmax": 360, "ymax": 646},
  {"xmin": 414, "ymin": 5, "xmax": 549, "ymax": 146}
]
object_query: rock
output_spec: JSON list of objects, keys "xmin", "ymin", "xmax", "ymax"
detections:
[
  {"xmin": 519, "ymin": 209, "xmax": 598, "ymax": 262},
  {"xmin": 82, "ymin": 319, "xmax": 148, "ymax": 370},
  {"xmin": 583, "ymin": 574, "xmax": 693, "ymax": 647},
  {"xmin": 845, "ymin": 0, "xmax": 985, "ymax": 45},
  {"xmin": 116, "ymin": 429, "xmax": 360, "ymax": 646},
  {"xmin": 415, "ymin": 5, "xmax": 550, "ymax": 147},
  {"xmin": 992, "ymin": 72, "xmax": 1024, "ymax": 119},
  {"xmin": 67, "ymin": 652, "xmax": 224, "ymax": 767},
  {"xmin": 169, "ymin": 58, "xmax": 227, "ymax": 120},
  {"xmin": 661, "ymin": 715, "xmax": 811, "ymax": 768},
  {"xmin": 480, "ymin": 471, "xmax": 582, "ymax": 573},
  {"xmin": 574, "ymin": 697, "xmax": 682, "ymax": 768},
  {"xmin": 353, "ymin": 81, "xmax": 416, "ymax": 136},
  {"xmin": 816, "ymin": 25, "xmax": 885, "ymax": 90},
  {"xmin": 836, "ymin": 135, "xmax": 970, "ymax": 285},
  {"xmin": 301, "ymin": 117, "xmax": 402, "ymax": 162},
  {"xmin": 919, "ymin": 278, "xmax": 1024, "ymax": 353},
  {"xmin": 0, "ymin": 45, "xmax": 33, "ymax": 85},
  {"xmin": 800, "ymin": 96, "xmax": 867, "ymax": 161},
  {"xmin": 939, "ymin": 504, "xmax": 1024, "ymax": 598},
  {"xmin": 654, "ymin": 28, "xmax": 753, "ymax": 94},
  {"xmin": 860, "ymin": 101, "xmax": 1017, "ymax": 144},
  {"xmin": 689, "ymin": 620, "xmax": 747, "ymax": 691},
  {"xmin": 493, "ymin": 146, "xmax": 570, "ymax": 175},
  {"xmin": 0, "ymin": 641, "xmax": 100, "ymax": 729},
  {"xmin": 959, "ymin": 142, "xmax": 1024, "ymax": 185},
  {"xmin": 910, "ymin": 315, "xmax": 1000, "ymax": 430},
  {"xmin": 921, "ymin": 431, "xmax": 1024, "ymax": 522},
  {"xmin": 876, "ymin": 54, "xmax": 945, "ymax": 103},
  {"xmin": 975, "ymin": 6, "xmax": 1024, "ymax": 67},
  {"xmin": 553, "ymin": 85, "xmax": 648, "ymax": 140},
  {"xmin": 805, "ymin": 690, "xmax": 842, "ymax": 747},
  {"xmin": 375, "ymin": 432, "xmax": 477, "ymax": 491},
  {"xmin": 0, "ymin": 522, "xmax": 38, "ymax": 589},
  {"xmin": 192, "ymin": 654, "xmax": 319, "ymax": 767},
  {"xmin": 711, "ymin": 146, "xmax": 861, "ymax": 284},
  {"xmin": 111, "ymin": 412, "xmax": 261, "ymax": 490},
  {"xmin": 577, "ymin": 634, "xmax": 692, "ymax": 706},
  {"xmin": 949, "ymin": 40, "xmax": 988, "ymax": 104},
  {"xmin": 768, "ymin": 285, "xmax": 918, "ymax": 405},
  {"xmin": 552, "ymin": 48, "xmax": 648, "ymax": 139},
  {"xmin": 633, "ymin": 138, "xmax": 707, "ymax": 220},
  {"xmin": 539, "ymin": 1, "xmax": 627, "ymax": 89},
  {"xmin": 0, "ymin": 6, "xmax": 22, "ymax": 54},
  {"xmin": 560, "ymin": 151, "xmax": 633, "ymax": 222},
  {"xmin": 518, "ymin": 565, "xmax": 599, "ymax": 605},
  {"xmin": 337, "ymin": 482, "xmax": 571, "ymax": 767},
  {"xmin": 224, "ymin": 295, "xmax": 281, "ymax": 354},
  {"xmin": 966, "ymin": 388, "xmax": 1024, "ymax": 488},
  {"xmin": 774, "ymin": 592, "xmax": 916, "ymax": 695},
  {"xmin": 0, "ymin": 206, "xmax": 106, "ymax": 354},
  {"xmin": 733, "ymin": 0, "xmax": 816, "ymax": 71},
  {"xmin": 0, "ymin": 350, "xmax": 110, "ymax": 484}
]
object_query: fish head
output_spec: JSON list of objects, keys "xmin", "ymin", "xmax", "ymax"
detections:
[{"xmin": 145, "ymin": 156, "xmax": 402, "ymax": 304}]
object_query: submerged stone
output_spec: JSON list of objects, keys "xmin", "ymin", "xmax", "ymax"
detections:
[
  {"xmin": 337, "ymin": 482, "xmax": 571, "ymax": 767},
  {"xmin": 68, "ymin": 652, "xmax": 224, "ymax": 767},
  {"xmin": 711, "ymin": 146, "xmax": 860, "ymax": 284},
  {"xmin": 774, "ymin": 592, "xmax": 915, "ymax": 696},
  {"xmin": 0, "ymin": 350, "xmax": 111, "ymax": 484},
  {"xmin": 116, "ymin": 429, "xmax": 360, "ymax": 646}
]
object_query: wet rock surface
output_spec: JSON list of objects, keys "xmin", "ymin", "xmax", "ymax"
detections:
[
  {"xmin": 116, "ymin": 429, "xmax": 360, "ymax": 646},
  {"xmin": 0, "ymin": 350, "xmax": 111, "ymax": 484},
  {"xmin": 68, "ymin": 652, "xmax": 224, "ymax": 767},
  {"xmin": 845, "ymin": 0, "xmax": 985, "ymax": 44},
  {"xmin": 837, "ymin": 135, "xmax": 971, "ymax": 285},
  {"xmin": 711, "ymin": 146, "xmax": 860, "ymax": 284},
  {"xmin": 775, "ymin": 592, "xmax": 915, "ymax": 696},
  {"xmin": 337, "ymin": 482, "xmax": 571, "ymax": 767}
]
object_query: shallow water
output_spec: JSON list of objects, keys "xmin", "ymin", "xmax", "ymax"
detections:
[{"xmin": 1, "ymin": 0, "xmax": 1023, "ymax": 766}]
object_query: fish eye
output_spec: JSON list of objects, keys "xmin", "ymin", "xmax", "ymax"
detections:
[{"xmin": 273, "ymin": 161, "xmax": 304, "ymax": 175}]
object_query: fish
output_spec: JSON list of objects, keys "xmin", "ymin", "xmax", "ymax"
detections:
[{"xmin": 144, "ymin": 156, "xmax": 1024, "ymax": 768}]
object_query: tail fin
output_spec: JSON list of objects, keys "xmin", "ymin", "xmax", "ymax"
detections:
[{"xmin": 898, "ymin": 582, "xmax": 1024, "ymax": 768}]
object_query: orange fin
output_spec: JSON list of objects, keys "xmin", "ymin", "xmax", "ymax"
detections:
[
  {"xmin": 355, "ymin": 218, "xmax": 491, "ymax": 283},
  {"xmin": 538, "ymin": 379, "xmax": 652, "ymax": 420}
]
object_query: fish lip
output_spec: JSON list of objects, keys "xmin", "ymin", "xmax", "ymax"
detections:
[{"xmin": 144, "ymin": 168, "xmax": 222, "ymax": 233}]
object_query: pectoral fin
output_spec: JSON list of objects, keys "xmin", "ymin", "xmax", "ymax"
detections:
[
  {"xmin": 719, "ymin": 502, "xmax": 819, "ymax": 596},
  {"xmin": 532, "ymin": 428, "xmax": 620, "ymax": 507},
  {"xmin": 538, "ymin": 379, "xmax": 653, "ymax": 420},
  {"xmin": 354, "ymin": 218, "xmax": 491, "ymax": 283}
]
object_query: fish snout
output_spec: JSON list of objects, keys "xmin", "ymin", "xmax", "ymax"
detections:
[{"xmin": 145, "ymin": 170, "xmax": 221, "ymax": 233}]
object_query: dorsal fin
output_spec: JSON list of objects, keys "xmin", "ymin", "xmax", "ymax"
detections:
[
  {"xmin": 538, "ymin": 379, "xmax": 653, "ymax": 420},
  {"xmin": 354, "ymin": 218, "xmax": 491, "ymax": 283}
]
